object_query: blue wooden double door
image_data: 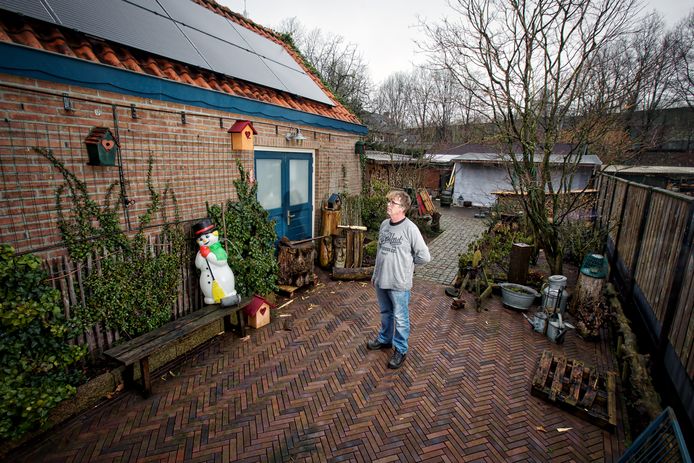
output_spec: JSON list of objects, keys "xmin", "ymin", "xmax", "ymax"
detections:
[{"xmin": 254, "ymin": 150, "xmax": 313, "ymax": 241}]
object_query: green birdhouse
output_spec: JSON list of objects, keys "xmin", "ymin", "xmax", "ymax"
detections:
[{"xmin": 85, "ymin": 127, "xmax": 119, "ymax": 166}]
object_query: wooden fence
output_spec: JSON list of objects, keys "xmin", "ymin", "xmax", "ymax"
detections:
[
  {"xmin": 42, "ymin": 233, "xmax": 202, "ymax": 361},
  {"xmin": 596, "ymin": 173, "xmax": 693, "ymax": 430}
]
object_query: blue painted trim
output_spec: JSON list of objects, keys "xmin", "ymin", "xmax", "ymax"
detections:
[{"xmin": 0, "ymin": 42, "xmax": 368, "ymax": 135}]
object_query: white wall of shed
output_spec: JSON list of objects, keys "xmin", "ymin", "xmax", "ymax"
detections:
[{"xmin": 452, "ymin": 163, "xmax": 595, "ymax": 208}]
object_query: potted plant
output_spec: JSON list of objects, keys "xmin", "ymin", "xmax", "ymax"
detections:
[{"xmin": 498, "ymin": 283, "xmax": 539, "ymax": 310}]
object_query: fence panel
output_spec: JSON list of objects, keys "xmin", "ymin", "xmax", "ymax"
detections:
[
  {"xmin": 616, "ymin": 186, "xmax": 649, "ymax": 272},
  {"xmin": 633, "ymin": 192, "xmax": 689, "ymax": 324}
]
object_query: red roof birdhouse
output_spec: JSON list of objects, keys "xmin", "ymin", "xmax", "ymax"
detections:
[
  {"xmin": 243, "ymin": 294, "xmax": 273, "ymax": 329},
  {"xmin": 227, "ymin": 120, "xmax": 257, "ymax": 151}
]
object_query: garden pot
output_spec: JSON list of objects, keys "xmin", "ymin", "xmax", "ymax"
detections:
[{"xmin": 499, "ymin": 283, "xmax": 539, "ymax": 310}]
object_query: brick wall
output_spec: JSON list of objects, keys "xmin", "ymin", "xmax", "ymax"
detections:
[{"xmin": 0, "ymin": 74, "xmax": 362, "ymax": 256}]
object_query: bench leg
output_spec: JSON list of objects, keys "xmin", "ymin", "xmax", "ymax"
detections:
[
  {"xmin": 139, "ymin": 357, "xmax": 152, "ymax": 398},
  {"xmin": 225, "ymin": 310, "xmax": 247, "ymax": 337}
]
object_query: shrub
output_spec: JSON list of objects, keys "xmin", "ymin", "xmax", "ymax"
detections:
[
  {"xmin": 207, "ymin": 162, "xmax": 278, "ymax": 297},
  {"xmin": 0, "ymin": 245, "xmax": 86, "ymax": 441},
  {"xmin": 359, "ymin": 180, "xmax": 389, "ymax": 231},
  {"xmin": 558, "ymin": 219, "xmax": 608, "ymax": 266}
]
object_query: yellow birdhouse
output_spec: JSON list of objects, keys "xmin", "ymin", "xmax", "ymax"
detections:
[{"xmin": 227, "ymin": 120, "xmax": 257, "ymax": 151}]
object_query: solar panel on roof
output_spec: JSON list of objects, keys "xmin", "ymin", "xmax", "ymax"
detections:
[
  {"xmin": 0, "ymin": 0, "xmax": 55, "ymax": 22},
  {"xmin": 125, "ymin": 0, "xmax": 168, "ymax": 16},
  {"xmin": 47, "ymin": 0, "xmax": 209, "ymax": 68},
  {"xmin": 180, "ymin": 25, "xmax": 287, "ymax": 92},
  {"xmin": 229, "ymin": 22, "xmax": 304, "ymax": 72},
  {"xmin": 264, "ymin": 60, "xmax": 335, "ymax": 105},
  {"xmin": 0, "ymin": 0, "xmax": 335, "ymax": 106}
]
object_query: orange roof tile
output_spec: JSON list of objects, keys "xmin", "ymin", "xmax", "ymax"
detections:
[{"xmin": 0, "ymin": 1, "xmax": 361, "ymax": 126}]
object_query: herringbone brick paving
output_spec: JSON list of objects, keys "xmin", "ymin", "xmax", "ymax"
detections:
[{"xmin": 10, "ymin": 275, "xmax": 624, "ymax": 462}]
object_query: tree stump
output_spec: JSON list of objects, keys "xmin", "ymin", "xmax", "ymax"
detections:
[{"xmin": 571, "ymin": 273, "xmax": 605, "ymax": 314}]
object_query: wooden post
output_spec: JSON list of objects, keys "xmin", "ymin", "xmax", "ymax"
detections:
[
  {"xmin": 346, "ymin": 230, "xmax": 354, "ymax": 268},
  {"xmin": 508, "ymin": 243, "xmax": 532, "ymax": 284},
  {"xmin": 321, "ymin": 204, "xmax": 341, "ymax": 236}
]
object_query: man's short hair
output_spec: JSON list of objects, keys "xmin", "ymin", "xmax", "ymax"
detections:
[{"xmin": 386, "ymin": 190, "xmax": 411, "ymax": 210}]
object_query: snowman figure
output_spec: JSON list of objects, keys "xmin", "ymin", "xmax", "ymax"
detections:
[{"xmin": 193, "ymin": 219, "xmax": 240, "ymax": 306}]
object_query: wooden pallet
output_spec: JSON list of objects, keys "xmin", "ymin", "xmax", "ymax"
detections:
[{"xmin": 531, "ymin": 350, "xmax": 617, "ymax": 431}]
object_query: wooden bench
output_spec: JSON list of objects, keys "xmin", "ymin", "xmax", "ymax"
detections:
[{"xmin": 104, "ymin": 297, "xmax": 251, "ymax": 397}]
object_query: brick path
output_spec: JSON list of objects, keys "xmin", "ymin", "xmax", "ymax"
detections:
[
  {"xmin": 9, "ymin": 274, "xmax": 625, "ymax": 462},
  {"xmin": 416, "ymin": 206, "xmax": 488, "ymax": 285}
]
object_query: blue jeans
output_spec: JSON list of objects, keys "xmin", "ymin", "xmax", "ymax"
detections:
[{"xmin": 375, "ymin": 286, "xmax": 411, "ymax": 354}]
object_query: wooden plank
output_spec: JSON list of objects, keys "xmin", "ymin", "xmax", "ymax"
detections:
[
  {"xmin": 278, "ymin": 285, "xmax": 298, "ymax": 297},
  {"xmin": 566, "ymin": 360, "xmax": 584, "ymax": 406},
  {"xmin": 580, "ymin": 369, "xmax": 599, "ymax": 408},
  {"xmin": 104, "ymin": 298, "xmax": 252, "ymax": 365},
  {"xmin": 607, "ymin": 371, "xmax": 617, "ymax": 428},
  {"xmin": 549, "ymin": 356, "xmax": 567, "ymax": 401},
  {"xmin": 532, "ymin": 350, "xmax": 554, "ymax": 388}
]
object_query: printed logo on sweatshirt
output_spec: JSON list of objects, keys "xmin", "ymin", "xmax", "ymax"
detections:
[{"xmin": 380, "ymin": 231, "xmax": 403, "ymax": 253}]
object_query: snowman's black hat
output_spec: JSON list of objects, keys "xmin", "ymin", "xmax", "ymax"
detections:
[{"xmin": 192, "ymin": 218, "xmax": 216, "ymax": 236}]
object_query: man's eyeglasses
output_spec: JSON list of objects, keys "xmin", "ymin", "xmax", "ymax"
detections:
[{"xmin": 387, "ymin": 200, "xmax": 403, "ymax": 207}]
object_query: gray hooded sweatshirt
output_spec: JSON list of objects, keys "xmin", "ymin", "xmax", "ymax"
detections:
[{"xmin": 371, "ymin": 217, "xmax": 431, "ymax": 291}]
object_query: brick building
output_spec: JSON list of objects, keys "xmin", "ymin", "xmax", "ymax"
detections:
[{"xmin": 0, "ymin": 0, "xmax": 367, "ymax": 257}]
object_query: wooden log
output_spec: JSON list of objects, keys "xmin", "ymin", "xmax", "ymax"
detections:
[
  {"xmin": 353, "ymin": 230, "xmax": 364, "ymax": 268},
  {"xmin": 574, "ymin": 273, "xmax": 605, "ymax": 308},
  {"xmin": 337, "ymin": 224, "xmax": 368, "ymax": 231},
  {"xmin": 321, "ymin": 206, "xmax": 342, "ymax": 236},
  {"xmin": 346, "ymin": 230, "xmax": 354, "ymax": 268},
  {"xmin": 331, "ymin": 266, "xmax": 374, "ymax": 280},
  {"xmin": 508, "ymin": 243, "xmax": 532, "ymax": 285},
  {"xmin": 319, "ymin": 236, "xmax": 333, "ymax": 268},
  {"xmin": 334, "ymin": 237, "xmax": 346, "ymax": 269}
]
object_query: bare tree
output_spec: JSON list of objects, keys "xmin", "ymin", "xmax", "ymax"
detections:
[
  {"xmin": 423, "ymin": 0, "xmax": 638, "ymax": 274},
  {"xmin": 276, "ymin": 19, "xmax": 372, "ymax": 116},
  {"xmin": 372, "ymin": 72, "xmax": 413, "ymax": 130},
  {"xmin": 672, "ymin": 10, "xmax": 694, "ymax": 109}
]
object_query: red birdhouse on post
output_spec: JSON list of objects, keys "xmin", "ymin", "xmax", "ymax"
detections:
[{"xmin": 227, "ymin": 120, "xmax": 257, "ymax": 151}]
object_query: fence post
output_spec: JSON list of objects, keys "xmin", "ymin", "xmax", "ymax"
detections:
[{"xmin": 657, "ymin": 201, "xmax": 694, "ymax": 359}]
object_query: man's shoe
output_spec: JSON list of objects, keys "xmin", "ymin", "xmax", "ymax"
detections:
[
  {"xmin": 366, "ymin": 339, "xmax": 392, "ymax": 350},
  {"xmin": 387, "ymin": 351, "xmax": 407, "ymax": 369}
]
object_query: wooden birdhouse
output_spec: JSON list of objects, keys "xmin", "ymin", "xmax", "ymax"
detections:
[
  {"xmin": 84, "ymin": 127, "xmax": 119, "ymax": 166},
  {"xmin": 227, "ymin": 120, "xmax": 257, "ymax": 151},
  {"xmin": 243, "ymin": 295, "xmax": 273, "ymax": 329}
]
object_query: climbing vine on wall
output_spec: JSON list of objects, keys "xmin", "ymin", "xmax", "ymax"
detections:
[{"xmin": 40, "ymin": 148, "xmax": 185, "ymax": 339}]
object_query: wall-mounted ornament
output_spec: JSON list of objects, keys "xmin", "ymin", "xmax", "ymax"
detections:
[
  {"xmin": 227, "ymin": 120, "xmax": 257, "ymax": 151},
  {"xmin": 84, "ymin": 127, "xmax": 119, "ymax": 166}
]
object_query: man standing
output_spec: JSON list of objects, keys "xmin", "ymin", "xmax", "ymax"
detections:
[{"xmin": 367, "ymin": 190, "xmax": 431, "ymax": 369}]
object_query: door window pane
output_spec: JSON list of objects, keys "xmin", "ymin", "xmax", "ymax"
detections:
[
  {"xmin": 256, "ymin": 159, "xmax": 282, "ymax": 210},
  {"xmin": 289, "ymin": 159, "xmax": 309, "ymax": 206}
]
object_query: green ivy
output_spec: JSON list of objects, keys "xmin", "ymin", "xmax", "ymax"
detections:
[
  {"xmin": 0, "ymin": 245, "xmax": 86, "ymax": 441},
  {"xmin": 207, "ymin": 162, "xmax": 278, "ymax": 297},
  {"xmin": 42, "ymin": 149, "xmax": 185, "ymax": 340}
]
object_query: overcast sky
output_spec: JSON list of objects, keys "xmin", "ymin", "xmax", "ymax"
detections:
[{"xmin": 219, "ymin": 0, "xmax": 693, "ymax": 85}]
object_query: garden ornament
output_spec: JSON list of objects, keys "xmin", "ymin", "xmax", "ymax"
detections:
[{"xmin": 193, "ymin": 219, "xmax": 239, "ymax": 306}]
